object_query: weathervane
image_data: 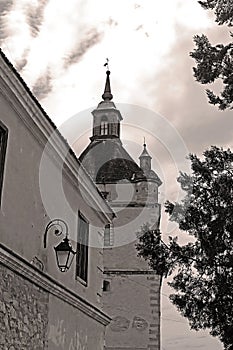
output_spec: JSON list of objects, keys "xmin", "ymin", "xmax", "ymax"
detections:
[{"xmin": 104, "ymin": 58, "xmax": 110, "ymax": 71}]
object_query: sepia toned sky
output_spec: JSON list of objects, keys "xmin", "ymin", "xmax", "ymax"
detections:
[{"xmin": 1, "ymin": 0, "xmax": 230, "ymax": 348}]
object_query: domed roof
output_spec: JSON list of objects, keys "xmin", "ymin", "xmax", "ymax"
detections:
[
  {"xmin": 96, "ymin": 158, "xmax": 143, "ymax": 183},
  {"xmin": 143, "ymin": 169, "xmax": 162, "ymax": 185},
  {"xmin": 79, "ymin": 139, "xmax": 145, "ymax": 184}
]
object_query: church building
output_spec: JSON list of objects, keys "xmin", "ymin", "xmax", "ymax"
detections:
[{"xmin": 79, "ymin": 68, "xmax": 162, "ymax": 350}]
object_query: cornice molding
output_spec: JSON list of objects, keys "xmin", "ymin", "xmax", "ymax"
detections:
[
  {"xmin": 109, "ymin": 202, "xmax": 161, "ymax": 208},
  {"xmin": 104, "ymin": 269, "xmax": 159, "ymax": 276},
  {"xmin": 0, "ymin": 244, "xmax": 111, "ymax": 326}
]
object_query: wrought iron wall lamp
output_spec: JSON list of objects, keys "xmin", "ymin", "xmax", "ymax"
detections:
[{"xmin": 43, "ymin": 219, "xmax": 76, "ymax": 272}]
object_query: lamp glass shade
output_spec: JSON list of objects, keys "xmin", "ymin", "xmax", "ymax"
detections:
[{"xmin": 54, "ymin": 237, "xmax": 76, "ymax": 272}]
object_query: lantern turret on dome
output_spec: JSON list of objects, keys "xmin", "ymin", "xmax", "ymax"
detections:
[
  {"xmin": 139, "ymin": 141, "xmax": 152, "ymax": 172},
  {"xmin": 90, "ymin": 68, "xmax": 122, "ymax": 142},
  {"xmin": 138, "ymin": 141, "xmax": 162, "ymax": 186}
]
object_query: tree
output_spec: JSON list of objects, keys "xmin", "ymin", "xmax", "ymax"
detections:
[
  {"xmin": 136, "ymin": 146, "xmax": 233, "ymax": 350},
  {"xmin": 190, "ymin": 0, "xmax": 233, "ymax": 110}
]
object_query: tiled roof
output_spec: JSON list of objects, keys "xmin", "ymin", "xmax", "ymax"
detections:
[{"xmin": 79, "ymin": 138, "xmax": 161, "ymax": 184}]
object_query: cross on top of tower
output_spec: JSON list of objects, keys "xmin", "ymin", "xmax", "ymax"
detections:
[{"xmin": 104, "ymin": 58, "xmax": 110, "ymax": 71}]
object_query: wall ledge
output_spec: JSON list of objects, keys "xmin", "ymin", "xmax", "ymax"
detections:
[{"xmin": 0, "ymin": 244, "xmax": 111, "ymax": 326}]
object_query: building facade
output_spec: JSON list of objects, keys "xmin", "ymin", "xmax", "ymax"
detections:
[
  {"xmin": 79, "ymin": 70, "xmax": 162, "ymax": 350},
  {"xmin": 0, "ymin": 49, "xmax": 162, "ymax": 349},
  {"xmin": 0, "ymin": 49, "xmax": 114, "ymax": 350}
]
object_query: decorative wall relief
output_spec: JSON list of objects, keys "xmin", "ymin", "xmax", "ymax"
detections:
[
  {"xmin": 68, "ymin": 331, "xmax": 88, "ymax": 350},
  {"xmin": 110, "ymin": 315, "xmax": 149, "ymax": 332},
  {"xmin": 132, "ymin": 316, "xmax": 148, "ymax": 331},
  {"xmin": 110, "ymin": 316, "xmax": 130, "ymax": 332},
  {"xmin": 48, "ymin": 319, "xmax": 65, "ymax": 346},
  {"xmin": 30, "ymin": 256, "xmax": 44, "ymax": 271}
]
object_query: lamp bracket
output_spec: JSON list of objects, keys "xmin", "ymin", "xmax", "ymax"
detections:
[{"xmin": 44, "ymin": 219, "xmax": 68, "ymax": 248}]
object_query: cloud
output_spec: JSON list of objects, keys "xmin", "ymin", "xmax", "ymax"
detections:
[
  {"xmin": 15, "ymin": 48, "xmax": 29, "ymax": 72},
  {"xmin": 134, "ymin": 3, "xmax": 141, "ymax": 9},
  {"xmin": 24, "ymin": 0, "xmax": 49, "ymax": 38},
  {"xmin": 147, "ymin": 24, "xmax": 233, "ymax": 157},
  {"xmin": 32, "ymin": 67, "xmax": 53, "ymax": 100},
  {"xmin": 63, "ymin": 28, "xmax": 103, "ymax": 69},
  {"xmin": 0, "ymin": 0, "xmax": 14, "ymax": 42},
  {"xmin": 107, "ymin": 17, "xmax": 118, "ymax": 27},
  {"xmin": 15, "ymin": 56, "xmax": 27, "ymax": 72},
  {"xmin": 136, "ymin": 24, "xmax": 143, "ymax": 31}
]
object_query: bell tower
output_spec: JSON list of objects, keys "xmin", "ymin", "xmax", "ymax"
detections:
[
  {"xmin": 91, "ymin": 70, "xmax": 122, "ymax": 141},
  {"xmin": 79, "ymin": 68, "xmax": 162, "ymax": 350}
]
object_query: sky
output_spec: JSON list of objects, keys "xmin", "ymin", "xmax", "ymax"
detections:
[{"xmin": 1, "ymin": 0, "xmax": 231, "ymax": 349}]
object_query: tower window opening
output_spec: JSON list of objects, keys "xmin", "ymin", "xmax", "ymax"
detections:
[
  {"xmin": 103, "ymin": 280, "xmax": 110, "ymax": 292},
  {"xmin": 100, "ymin": 121, "xmax": 108, "ymax": 135},
  {"xmin": 104, "ymin": 223, "xmax": 114, "ymax": 246},
  {"xmin": 104, "ymin": 224, "xmax": 110, "ymax": 246}
]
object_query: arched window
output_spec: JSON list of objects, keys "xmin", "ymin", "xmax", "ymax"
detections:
[
  {"xmin": 100, "ymin": 120, "xmax": 108, "ymax": 135},
  {"xmin": 104, "ymin": 223, "xmax": 114, "ymax": 246}
]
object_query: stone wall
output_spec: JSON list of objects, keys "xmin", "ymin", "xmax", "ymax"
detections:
[{"xmin": 0, "ymin": 264, "xmax": 49, "ymax": 349}]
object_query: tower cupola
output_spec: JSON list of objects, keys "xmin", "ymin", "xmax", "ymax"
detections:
[
  {"xmin": 90, "ymin": 67, "xmax": 122, "ymax": 142},
  {"xmin": 139, "ymin": 141, "xmax": 152, "ymax": 172}
]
